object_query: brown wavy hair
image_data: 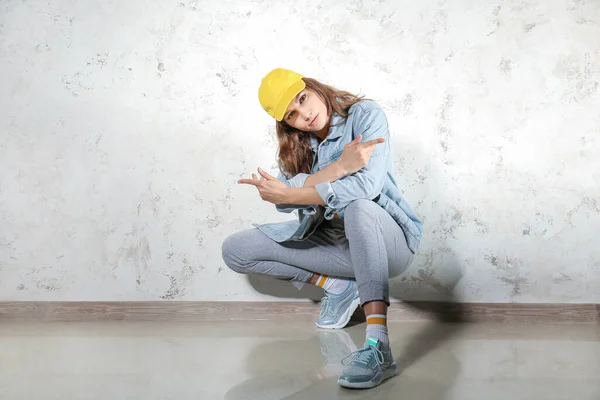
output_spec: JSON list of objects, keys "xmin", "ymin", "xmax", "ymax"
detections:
[{"xmin": 276, "ymin": 77, "xmax": 366, "ymax": 177}]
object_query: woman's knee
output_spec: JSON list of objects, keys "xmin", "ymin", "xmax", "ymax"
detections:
[
  {"xmin": 344, "ymin": 198, "xmax": 379, "ymax": 224},
  {"xmin": 221, "ymin": 231, "xmax": 252, "ymax": 274}
]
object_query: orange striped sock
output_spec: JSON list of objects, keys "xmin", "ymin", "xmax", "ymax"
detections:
[
  {"xmin": 366, "ymin": 314, "xmax": 389, "ymax": 346},
  {"xmin": 315, "ymin": 274, "xmax": 329, "ymax": 288},
  {"xmin": 366, "ymin": 314, "xmax": 387, "ymax": 327},
  {"xmin": 314, "ymin": 274, "xmax": 350, "ymax": 295}
]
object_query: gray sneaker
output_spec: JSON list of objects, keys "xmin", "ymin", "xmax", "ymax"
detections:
[
  {"xmin": 337, "ymin": 337, "xmax": 398, "ymax": 389},
  {"xmin": 315, "ymin": 280, "xmax": 360, "ymax": 330}
]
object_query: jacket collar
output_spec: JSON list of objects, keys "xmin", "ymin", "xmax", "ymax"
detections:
[{"xmin": 309, "ymin": 113, "xmax": 345, "ymax": 151}]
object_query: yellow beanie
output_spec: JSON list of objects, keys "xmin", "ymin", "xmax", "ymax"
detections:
[{"xmin": 258, "ymin": 68, "xmax": 306, "ymax": 121}]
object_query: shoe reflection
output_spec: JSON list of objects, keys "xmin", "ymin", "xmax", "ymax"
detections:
[
  {"xmin": 223, "ymin": 329, "xmax": 364, "ymax": 399},
  {"xmin": 315, "ymin": 330, "xmax": 359, "ymax": 380}
]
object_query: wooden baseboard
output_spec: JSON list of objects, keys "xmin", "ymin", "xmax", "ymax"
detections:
[{"xmin": 0, "ymin": 301, "xmax": 599, "ymax": 323}]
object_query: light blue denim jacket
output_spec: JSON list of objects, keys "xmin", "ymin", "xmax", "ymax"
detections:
[{"xmin": 254, "ymin": 100, "xmax": 423, "ymax": 253}]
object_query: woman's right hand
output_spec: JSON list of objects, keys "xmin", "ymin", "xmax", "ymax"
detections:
[{"xmin": 337, "ymin": 134, "xmax": 386, "ymax": 175}]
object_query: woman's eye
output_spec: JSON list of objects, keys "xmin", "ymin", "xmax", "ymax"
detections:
[
  {"xmin": 300, "ymin": 94, "xmax": 306, "ymax": 103},
  {"xmin": 287, "ymin": 111, "xmax": 294, "ymax": 119}
]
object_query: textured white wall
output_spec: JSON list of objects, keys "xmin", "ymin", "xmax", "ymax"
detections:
[{"xmin": 1, "ymin": 0, "xmax": 599, "ymax": 302}]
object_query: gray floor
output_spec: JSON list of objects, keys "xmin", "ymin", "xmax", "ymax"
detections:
[{"xmin": 1, "ymin": 320, "xmax": 599, "ymax": 399}]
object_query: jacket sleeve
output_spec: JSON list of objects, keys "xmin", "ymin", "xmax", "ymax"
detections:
[
  {"xmin": 313, "ymin": 106, "xmax": 389, "ymax": 219},
  {"xmin": 275, "ymin": 171, "xmax": 318, "ymax": 215}
]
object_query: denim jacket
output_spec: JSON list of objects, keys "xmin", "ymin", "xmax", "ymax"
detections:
[{"xmin": 253, "ymin": 100, "xmax": 423, "ymax": 254}]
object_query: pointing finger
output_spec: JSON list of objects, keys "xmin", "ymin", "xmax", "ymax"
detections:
[
  {"xmin": 345, "ymin": 134, "xmax": 362, "ymax": 148},
  {"xmin": 257, "ymin": 168, "xmax": 276, "ymax": 180},
  {"xmin": 362, "ymin": 138, "xmax": 386, "ymax": 147},
  {"xmin": 238, "ymin": 179, "xmax": 260, "ymax": 186}
]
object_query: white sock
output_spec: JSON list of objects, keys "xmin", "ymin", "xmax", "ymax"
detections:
[
  {"xmin": 366, "ymin": 314, "xmax": 389, "ymax": 346},
  {"xmin": 315, "ymin": 274, "xmax": 352, "ymax": 295}
]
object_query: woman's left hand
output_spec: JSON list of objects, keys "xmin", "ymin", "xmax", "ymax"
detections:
[{"xmin": 238, "ymin": 168, "xmax": 290, "ymax": 205}]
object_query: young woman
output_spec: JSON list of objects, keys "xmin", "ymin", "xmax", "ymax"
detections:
[{"xmin": 221, "ymin": 68, "xmax": 423, "ymax": 389}]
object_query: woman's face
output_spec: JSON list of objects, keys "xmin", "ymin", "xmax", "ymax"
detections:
[{"xmin": 283, "ymin": 88, "xmax": 329, "ymax": 134}]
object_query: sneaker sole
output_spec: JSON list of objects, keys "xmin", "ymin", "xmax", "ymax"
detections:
[
  {"xmin": 315, "ymin": 296, "xmax": 360, "ymax": 330},
  {"xmin": 337, "ymin": 362, "xmax": 398, "ymax": 389}
]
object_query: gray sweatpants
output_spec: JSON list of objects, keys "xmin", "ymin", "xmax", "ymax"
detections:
[{"xmin": 221, "ymin": 199, "xmax": 415, "ymax": 305}]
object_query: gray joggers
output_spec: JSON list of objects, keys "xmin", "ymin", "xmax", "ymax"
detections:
[{"xmin": 221, "ymin": 199, "xmax": 414, "ymax": 305}]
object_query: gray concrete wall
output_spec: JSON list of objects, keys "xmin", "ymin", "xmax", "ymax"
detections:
[{"xmin": 1, "ymin": 0, "xmax": 599, "ymax": 302}]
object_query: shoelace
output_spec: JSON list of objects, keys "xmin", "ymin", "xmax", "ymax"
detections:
[
  {"xmin": 319, "ymin": 295, "xmax": 331, "ymax": 318},
  {"xmin": 341, "ymin": 344, "xmax": 384, "ymax": 367}
]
